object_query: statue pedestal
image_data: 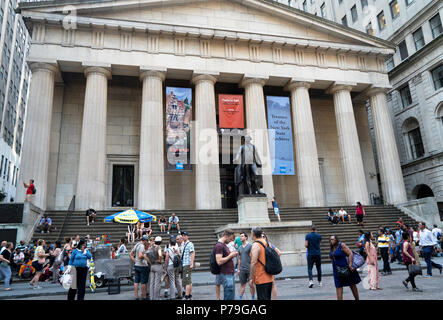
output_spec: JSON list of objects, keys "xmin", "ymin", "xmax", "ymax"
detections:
[
  {"xmin": 237, "ymin": 195, "xmax": 269, "ymax": 224},
  {"xmin": 215, "ymin": 221, "xmax": 311, "ymax": 266}
]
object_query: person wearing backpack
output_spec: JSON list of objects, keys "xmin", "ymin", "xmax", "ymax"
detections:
[
  {"xmin": 23, "ymin": 179, "xmax": 35, "ymax": 202},
  {"xmin": 250, "ymin": 227, "xmax": 275, "ymax": 300},
  {"xmin": 214, "ymin": 229, "xmax": 238, "ymax": 300},
  {"xmin": 146, "ymin": 236, "xmax": 164, "ymax": 300},
  {"xmin": 164, "ymin": 235, "xmax": 182, "ymax": 300}
]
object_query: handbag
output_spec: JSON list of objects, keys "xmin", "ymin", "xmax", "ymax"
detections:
[
  {"xmin": 407, "ymin": 264, "xmax": 422, "ymax": 277},
  {"xmin": 350, "ymin": 251, "xmax": 365, "ymax": 269},
  {"xmin": 332, "ymin": 243, "xmax": 351, "ymax": 280}
]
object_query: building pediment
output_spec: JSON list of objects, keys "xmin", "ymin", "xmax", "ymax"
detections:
[{"xmin": 19, "ymin": 0, "xmax": 394, "ymax": 54}]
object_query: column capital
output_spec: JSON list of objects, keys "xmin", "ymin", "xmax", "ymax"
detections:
[
  {"xmin": 29, "ymin": 62, "xmax": 59, "ymax": 75},
  {"xmin": 140, "ymin": 70, "xmax": 166, "ymax": 82},
  {"xmin": 285, "ymin": 78, "xmax": 314, "ymax": 91},
  {"xmin": 240, "ymin": 75, "xmax": 268, "ymax": 88},
  {"xmin": 327, "ymin": 82, "xmax": 356, "ymax": 95},
  {"xmin": 82, "ymin": 62, "xmax": 111, "ymax": 79},
  {"xmin": 366, "ymin": 86, "xmax": 388, "ymax": 97},
  {"xmin": 192, "ymin": 71, "xmax": 219, "ymax": 85}
]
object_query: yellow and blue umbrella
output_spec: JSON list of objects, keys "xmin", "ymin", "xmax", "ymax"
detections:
[{"xmin": 104, "ymin": 209, "xmax": 156, "ymax": 224}]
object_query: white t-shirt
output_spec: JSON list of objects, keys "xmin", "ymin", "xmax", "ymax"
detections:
[
  {"xmin": 169, "ymin": 216, "xmax": 179, "ymax": 224},
  {"xmin": 339, "ymin": 209, "xmax": 347, "ymax": 216},
  {"xmin": 413, "ymin": 231, "xmax": 419, "ymax": 242},
  {"xmin": 432, "ymin": 228, "xmax": 442, "ymax": 239}
]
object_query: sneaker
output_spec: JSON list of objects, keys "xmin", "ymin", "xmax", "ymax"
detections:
[
  {"xmin": 402, "ymin": 280, "xmax": 408, "ymax": 289},
  {"xmin": 178, "ymin": 231, "xmax": 181, "ymax": 235},
  {"xmin": 28, "ymin": 282, "xmax": 33, "ymax": 287},
  {"xmin": 412, "ymin": 288, "xmax": 423, "ymax": 292},
  {"xmin": 167, "ymin": 231, "xmax": 170, "ymax": 235},
  {"xmin": 308, "ymin": 281, "xmax": 314, "ymax": 288},
  {"xmin": 318, "ymin": 282, "xmax": 322, "ymax": 287},
  {"xmin": 33, "ymin": 286, "xmax": 42, "ymax": 289},
  {"xmin": 41, "ymin": 231, "xmax": 44, "ymax": 234},
  {"xmin": 423, "ymin": 275, "xmax": 432, "ymax": 278}
]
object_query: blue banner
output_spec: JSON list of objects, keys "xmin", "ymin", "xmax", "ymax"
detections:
[{"xmin": 266, "ymin": 96, "xmax": 295, "ymax": 175}]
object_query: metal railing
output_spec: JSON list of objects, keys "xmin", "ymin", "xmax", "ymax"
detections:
[{"xmin": 57, "ymin": 195, "xmax": 75, "ymax": 242}]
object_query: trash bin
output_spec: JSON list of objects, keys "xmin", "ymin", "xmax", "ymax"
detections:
[{"xmin": 107, "ymin": 278, "xmax": 121, "ymax": 295}]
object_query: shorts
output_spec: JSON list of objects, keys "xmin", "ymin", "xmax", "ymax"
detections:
[
  {"xmin": 343, "ymin": 215, "xmax": 349, "ymax": 221},
  {"xmin": 274, "ymin": 207, "xmax": 280, "ymax": 215},
  {"xmin": 134, "ymin": 265, "xmax": 150, "ymax": 284},
  {"xmin": 159, "ymin": 223, "xmax": 166, "ymax": 227},
  {"xmin": 356, "ymin": 215, "xmax": 363, "ymax": 223},
  {"xmin": 32, "ymin": 260, "xmax": 43, "ymax": 272},
  {"xmin": 215, "ymin": 274, "xmax": 223, "ymax": 286},
  {"xmin": 182, "ymin": 266, "xmax": 192, "ymax": 287},
  {"xmin": 239, "ymin": 270, "xmax": 250, "ymax": 284}
]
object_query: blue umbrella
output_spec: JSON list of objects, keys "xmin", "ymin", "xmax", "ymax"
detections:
[{"xmin": 104, "ymin": 209, "xmax": 156, "ymax": 224}]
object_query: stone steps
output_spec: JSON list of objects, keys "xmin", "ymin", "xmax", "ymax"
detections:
[{"xmin": 31, "ymin": 205, "xmax": 418, "ymax": 270}]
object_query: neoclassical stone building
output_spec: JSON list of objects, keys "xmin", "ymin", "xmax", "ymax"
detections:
[{"xmin": 16, "ymin": 0, "xmax": 407, "ymax": 212}]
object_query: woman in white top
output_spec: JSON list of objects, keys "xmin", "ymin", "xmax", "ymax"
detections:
[
  {"xmin": 52, "ymin": 241, "xmax": 62, "ymax": 284},
  {"xmin": 117, "ymin": 238, "xmax": 128, "ymax": 257},
  {"xmin": 29, "ymin": 239, "xmax": 50, "ymax": 289}
]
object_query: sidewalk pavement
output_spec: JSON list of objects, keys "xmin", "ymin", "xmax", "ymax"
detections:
[{"xmin": 1, "ymin": 257, "xmax": 442, "ymax": 300}]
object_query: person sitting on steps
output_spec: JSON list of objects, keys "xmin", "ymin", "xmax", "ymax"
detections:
[{"xmin": 167, "ymin": 213, "xmax": 181, "ymax": 235}]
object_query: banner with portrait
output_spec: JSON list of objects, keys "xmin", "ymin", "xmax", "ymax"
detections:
[
  {"xmin": 266, "ymin": 96, "xmax": 295, "ymax": 175},
  {"xmin": 218, "ymin": 94, "xmax": 244, "ymax": 129},
  {"xmin": 165, "ymin": 87, "xmax": 193, "ymax": 171}
]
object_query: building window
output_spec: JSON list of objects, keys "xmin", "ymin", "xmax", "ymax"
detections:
[
  {"xmin": 390, "ymin": 0, "xmax": 400, "ymax": 19},
  {"xmin": 408, "ymin": 128, "xmax": 424, "ymax": 159},
  {"xmin": 377, "ymin": 11, "xmax": 386, "ymax": 31},
  {"xmin": 361, "ymin": 0, "xmax": 368, "ymax": 10},
  {"xmin": 413, "ymin": 28, "xmax": 425, "ymax": 51},
  {"xmin": 351, "ymin": 5, "xmax": 358, "ymax": 23},
  {"xmin": 430, "ymin": 14, "xmax": 443, "ymax": 39},
  {"xmin": 431, "ymin": 64, "xmax": 443, "ymax": 90},
  {"xmin": 342, "ymin": 15, "xmax": 348, "ymax": 27},
  {"xmin": 366, "ymin": 22, "xmax": 374, "ymax": 36},
  {"xmin": 399, "ymin": 85, "xmax": 413, "ymax": 108},
  {"xmin": 398, "ymin": 40, "xmax": 408, "ymax": 61},
  {"xmin": 405, "ymin": 0, "xmax": 414, "ymax": 6}
]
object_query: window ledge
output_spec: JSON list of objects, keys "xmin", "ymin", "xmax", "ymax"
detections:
[
  {"xmin": 425, "ymin": 87, "xmax": 443, "ymax": 100},
  {"xmin": 394, "ymin": 102, "xmax": 419, "ymax": 117}
]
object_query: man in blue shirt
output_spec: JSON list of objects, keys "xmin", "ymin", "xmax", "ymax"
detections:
[
  {"xmin": 394, "ymin": 225, "xmax": 403, "ymax": 263},
  {"xmin": 305, "ymin": 225, "xmax": 322, "ymax": 288}
]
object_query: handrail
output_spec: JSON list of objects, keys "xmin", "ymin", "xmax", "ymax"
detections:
[{"xmin": 57, "ymin": 195, "xmax": 75, "ymax": 242}]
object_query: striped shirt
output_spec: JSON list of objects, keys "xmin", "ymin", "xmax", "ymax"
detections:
[{"xmin": 377, "ymin": 234, "xmax": 390, "ymax": 248}]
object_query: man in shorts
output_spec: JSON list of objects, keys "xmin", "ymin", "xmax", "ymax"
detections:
[
  {"xmin": 130, "ymin": 235, "xmax": 150, "ymax": 300},
  {"xmin": 180, "ymin": 231, "xmax": 194, "ymax": 300},
  {"xmin": 167, "ymin": 212, "xmax": 181, "ymax": 235},
  {"xmin": 237, "ymin": 232, "xmax": 255, "ymax": 300}
]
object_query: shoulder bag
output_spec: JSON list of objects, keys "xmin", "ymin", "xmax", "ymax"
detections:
[{"xmin": 332, "ymin": 243, "xmax": 351, "ymax": 280}]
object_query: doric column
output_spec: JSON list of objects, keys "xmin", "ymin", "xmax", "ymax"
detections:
[
  {"xmin": 286, "ymin": 80, "xmax": 324, "ymax": 207},
  {"xmin": 16, "ymin": 62, "xmax": 58, "ymax": 210},
  {"xmin": 76, "ymin": 65, "xmax": 111, "ymax": 210},
  {"xmin": 192, "ymin": 72, "xmax": 222, "ymax": 209},
  {"xmin": 330, "ymin": 84, "xmax": 369, "ymax": 205},
  {"xmin": 138, "ymin": 68, "xmax": 166, "ymax": 210},
  {"xmin": 241, "ymin": 76, "xmax": 274, "ymax": 200},
  {"xmin": 367, "ymin": 87, "xmax": 407, "ymax": 204}
]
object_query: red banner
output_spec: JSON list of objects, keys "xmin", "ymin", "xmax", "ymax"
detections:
[{"xmin": 218, "ymin": 94, "xmax": 244, "ymax": 129}]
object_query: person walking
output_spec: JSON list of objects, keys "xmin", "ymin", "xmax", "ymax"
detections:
[
  {"xmin": 418, "ymin": 221, "xmax": 442, "ymax": 277},
  {"xmin": 394, "ymin": 225, "xmax": 404, "ymax": 263},
  {"xmin": 401, "ymin": 232, "xmax": 422, "ymax": 292},
  {"xmin": 181, "ymin": 231, "xmax": 195, "ymax": 300},
  {"xmin": 29, "ymin": 239, "xmax": 50, "ymax": 289},
  {"xmin": 305, "ymin": 225, "xmax": 322, "ymax": 288},
  {"xmin": 250, "ymin": 227, "xmax": 274, "ymax": 300},
  {"xmin": 214, "ymin": 229, "xmax": 238, "ymax": 300},
  {"xmin": 357, "ymin": 230, "xmax": 367, "ymax": 260},
  {"xmin": 237, "ymin": 232, "xmax": 255, "ymax": 300},
  {"xmin": 164, "ymin": 235, "xmax": 182, "ymax": 300},
  {"xmin": 147, "ymin": 236, "xmax": 163, "ymax": 300},
  {"xmin": 0, "ymin": 242, "xmax": 13, "ymax": 291},
  {"xmin": 364, "ymin": 232, "xmax": 381, "ymax": 290},
  {"xmin": 270, "ymin": 197, "xmax": 281, "ymax": 222},
  {"xmin": 52, "ymin": 241, "xmax": 62, "ymax": 284},
  {"xmin": 329, "ymin": 235, "xmax": 360, "ymax": 300},
  {"xmin": 355, "ymin": 202, "xmax": 365, "ymax": 226},
  {"xmin": 129, "ymin": 235, "xmax": 150, "ymax": 300},
  {"xmin": 67, "ymin": 240, "xmax": 92, "ymax": 300},
  {"xmin": 62, "ymin": 237, "xmax": 72, "ymax": 267},
  {"xmin": 377, "ymin": 227, "xmax": 392, "ymax": 275}
]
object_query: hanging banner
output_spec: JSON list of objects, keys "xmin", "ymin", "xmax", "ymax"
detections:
[
  {"xmin": 266, "ymin": 96, "xmax": 295, "ymax": 175},
  {"xmin": 166, "ymin": 87, "xmax": 193, "ymax": 171},
  {"xmin": 218, "ymin": 94, "xmax": 244, "ymax": 129}
]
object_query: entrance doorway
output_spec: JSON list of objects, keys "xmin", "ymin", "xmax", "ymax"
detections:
[
  {"xmin": 112, "ymin": 165, "xmax": 135, "ymax": 207},
  {"xmin": 220, "ymin": 163, "xmax": 237, "ymax": 209}
]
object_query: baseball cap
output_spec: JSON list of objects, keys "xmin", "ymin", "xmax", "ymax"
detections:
[
  {"xmin": 141, "ymin": 235, "xmax": 149, "ymax": 241},
  {"xmin": 169, "ymin": 235, "xmax": 176, "ymax": 240},
  {"xmin": 181, "ymin": 231, "xmax": 189, "ymax": 236},
  {"xmin": 154, "ymin": 236, "xmax": 162, "ymax": 242}
]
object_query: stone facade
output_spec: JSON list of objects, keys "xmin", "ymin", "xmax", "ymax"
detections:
[{"xmin": 17, "ymin": 0, "xmax": 406, "ymax": 211}]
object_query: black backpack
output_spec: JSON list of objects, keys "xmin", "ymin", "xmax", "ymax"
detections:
[
  {"xmin": 209, "ymin": 243, "xmax": 221, "ymax": 275},
  {"xmin": 167, "ymin": 245, "xmax": 181, "ymax": 268},
  {"xmin": 32, "ymin": 186, "xmax": 36, "ymax": 194},
  {"xmin": 254, "ymin": 240, "xmax": 282, "ymax": 275}
]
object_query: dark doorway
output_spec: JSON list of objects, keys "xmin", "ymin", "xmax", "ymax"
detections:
[
  {"xmin": 112, "ymin": 165, "xmax": 135, "ymax": 207},
  {"xmin": 415, "ymin": 184, "xmax": 434, "ymax": 199},
  {"xmin": 220, "ymin": 162, "xmax": 237, "ymax": 209}
]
